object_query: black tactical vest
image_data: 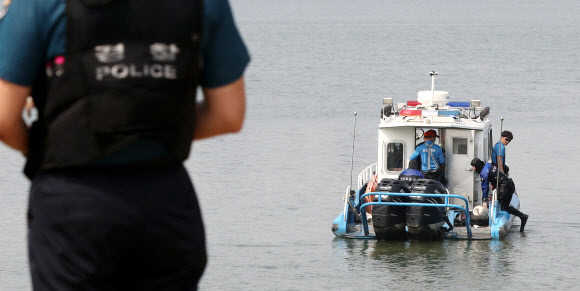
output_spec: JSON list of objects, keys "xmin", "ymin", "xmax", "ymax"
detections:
[{"xmin": 26, "ymin": 0, "xmax": 203, "ymax": 178}]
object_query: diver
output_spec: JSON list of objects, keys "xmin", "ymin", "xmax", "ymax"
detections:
[{"xmin": 487, "ymin": 166, "xmax": 529, "ymax": 232}]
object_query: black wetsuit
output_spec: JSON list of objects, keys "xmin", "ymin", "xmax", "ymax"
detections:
[{"xmin": 488, "ymin": 168, "xmax": 525, "ymax": 218}]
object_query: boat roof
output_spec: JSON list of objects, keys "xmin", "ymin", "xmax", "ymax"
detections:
[{"xmin": 380, "ymin": 98, "xmax": 490, "ymax": 130}]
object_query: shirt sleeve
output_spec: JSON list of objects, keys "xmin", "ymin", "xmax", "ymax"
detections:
[
  {"xmin": 437, "ymin": 147, "xmax": 445, "ymax": 164},
  {"xmin": 492, "ymin": 142, "xmax": 506, "ymax": 163},
  {"xmin": 481, "ymin": 171, "xmax": 489, "ymax": 196},
  {"xmin": 201, "ymin": 0, "xmax": 250, "ymax": 88},
  {"xmin": 409, "ymin": 148, "xmax": 420, "ymax": 161},
  {"xmin": 481, "ymin": 181, "xmax": 489, "ymax": 197},
  {"xmin": 0, "ymin": 1, "xmax": 43, "ymax": 85},
  {"xmin": 0, "ymin": 0, "xmax": 63, "ymax": 86}
]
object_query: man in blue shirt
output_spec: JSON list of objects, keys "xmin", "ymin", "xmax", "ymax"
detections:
[
  {"xmin": 0, "ymin": 0, "xmax": 249, "ymax": 290},
  {"xmin": 491, "ymin": 130, "xmax": 513, "ymax": 173},
  {"xmin": 410, "ymin": 129, "xmax": 446, "ymax": 182}
]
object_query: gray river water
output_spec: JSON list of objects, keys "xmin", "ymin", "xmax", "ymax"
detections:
[{"xmin": 1, "ymin": 0, "xmax": 579, "ymax": 289}]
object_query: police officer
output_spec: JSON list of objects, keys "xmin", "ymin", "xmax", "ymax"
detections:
[
  {"xmin": 0, "ymin": 0, "xmax": 249, "ymax": 289},
  {"xmin": 492, "ymin": 130, "xmax": 513, "ymax": 173},
  {"xmin": 409, "ymin": 129, "xmax": 446, "ymax": 182},
  {"xmin": 487, "ymin": 166, "xmax": 529, "ymax": 232}
]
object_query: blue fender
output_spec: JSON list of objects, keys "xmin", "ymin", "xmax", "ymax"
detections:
[
  {"xmin": 332, "ymin": 213, "xmax": 347, "ymax": 236},
  {"xmin": 491, "ymin": 192, "xmax": 520, "ymax": 239}
]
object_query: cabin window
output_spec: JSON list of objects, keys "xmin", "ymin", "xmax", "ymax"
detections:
[
  {"xmin": 452, "ymin": 138, "xmax": 468, "ymax": 155},
  {"xmin": 385, "ymin": 142, "xmax": 404, "ymax": 171}
]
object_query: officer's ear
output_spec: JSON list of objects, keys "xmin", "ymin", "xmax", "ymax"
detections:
[{"xmin": 79, "ymin": 0, "xmax": 118, "ymax": 8}]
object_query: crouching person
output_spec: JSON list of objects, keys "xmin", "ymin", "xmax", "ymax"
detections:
[{"xmin": 471, "ymin": 158, "xmax": 493, "ymax": 207}]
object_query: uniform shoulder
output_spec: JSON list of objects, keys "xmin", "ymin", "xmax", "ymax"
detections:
[
  {"xmin": 26, "ymin": 0, "xmax": 63, "ymax": 11},
  {"xmin": 204, "ymin": 0, "xmax": 232, "ymax": 20},
  {"xmin": 0, "ymin": 0, "xmax": 64, "ymax": 85}
]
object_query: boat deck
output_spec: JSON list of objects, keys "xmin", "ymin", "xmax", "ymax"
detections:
[
  {"xmin": 343, "ymin": 223, "xmax": 494, "ymax": 240},
  {"xmin": 449, "ymin": 225, "xmax": 492, "ymax": 240}
]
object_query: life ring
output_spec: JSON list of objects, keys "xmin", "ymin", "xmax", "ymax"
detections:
[{"xmin": 363, "ymin": 174, "xmax": 378, "ymax": 213}]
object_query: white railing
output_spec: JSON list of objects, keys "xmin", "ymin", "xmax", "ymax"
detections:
[
  {"xmin": 343, "ymin": 185, "xmax": 351, "ymax": 221},
  {"xmin": 357, "ymin": 163, "xmax": 378, "ymax": 189},
  {"xmin": 490, "ymin": 188, "xmax": 498, "ymax": 228}
]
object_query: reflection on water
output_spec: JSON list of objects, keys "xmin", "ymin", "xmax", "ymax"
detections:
[
  {"xmin": 330, "ymin": 235, "xmax": 540, "ymax": 289},
  {"xmin": 329, "ymin": 227, "xmax": 576, "ymax": 289}
]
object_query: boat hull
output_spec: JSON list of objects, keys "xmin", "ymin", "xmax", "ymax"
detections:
[{"xmin": 332, "ymin": 188, "xmax": 521, "ymax": 240}]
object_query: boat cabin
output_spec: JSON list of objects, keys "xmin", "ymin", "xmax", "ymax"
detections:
[
  {"xmin": 333, "ymin": 72, "xmax": 516, "ymax": 240},
  {"xmin": 371, "ymin": 93, "xmax": 492, "ymax": 211}
]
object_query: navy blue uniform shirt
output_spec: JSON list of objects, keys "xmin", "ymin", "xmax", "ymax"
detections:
[
  {"xmin": 0, "ymin": 0, "xmax": 250, "ymax": 88},
  {"xmin": 479, "ymin": 162, "xmax": 493, "ymax": 199},
  {"xmin": 0, "ymin": 0, "xmax": 250, "ymax": 164}
]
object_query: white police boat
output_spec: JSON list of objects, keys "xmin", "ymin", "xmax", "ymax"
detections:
[{"xmin": 331, "ymin": 72, "xmax": 521, "ymax": 240}]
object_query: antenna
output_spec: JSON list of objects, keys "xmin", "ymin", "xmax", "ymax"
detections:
[
  {"xmin": 349, "ymin": 111, "xmax": 357, "ymax": 196},
  {"xmin": 429, "ymin": 71, "xmax": 438, "ymax": 106},
  {"xmin": 495, "ymin": 116, "xmax": 504, "ymax": 190},
  {"xmin": 491, "ymin": 116, "xmax": 504, "ymax": 225}
]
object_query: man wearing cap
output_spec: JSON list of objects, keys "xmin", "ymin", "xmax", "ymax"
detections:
[
  {"xmin": 492, "ymin": 130, "xmax": 513, "ymax": 173},
  {"xmin": 409, "ymin": 129, "xmax": 446, "ymax": 182}
]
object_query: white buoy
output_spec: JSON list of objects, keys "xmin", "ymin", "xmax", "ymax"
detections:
[{"xmin": 472, "ymin": 205, "xmax": 489, "ymax": 220}]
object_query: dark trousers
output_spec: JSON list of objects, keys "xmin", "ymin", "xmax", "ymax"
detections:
[
  {"xmin": 28, "ymin": 165, "xmax": 206, "ymax": 291},
  {"xmin": 421, "ymin": 167, "xmax": 447, "ymax": 185},
  {"xmin": 497, "ymin": 181, "xmax": 525, "ymax": 218}
]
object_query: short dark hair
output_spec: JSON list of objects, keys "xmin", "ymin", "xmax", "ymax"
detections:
[
  {"xmin": 408, "ymin": 159, "xmax": 420, "ymax": 170},
  {"xmin": 501, "ymin": 130, "xmax": 513, "ymax": 140},
  {"xmin": 470, "ymin": 158, "xmax": 485, "ymax": 174}
]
